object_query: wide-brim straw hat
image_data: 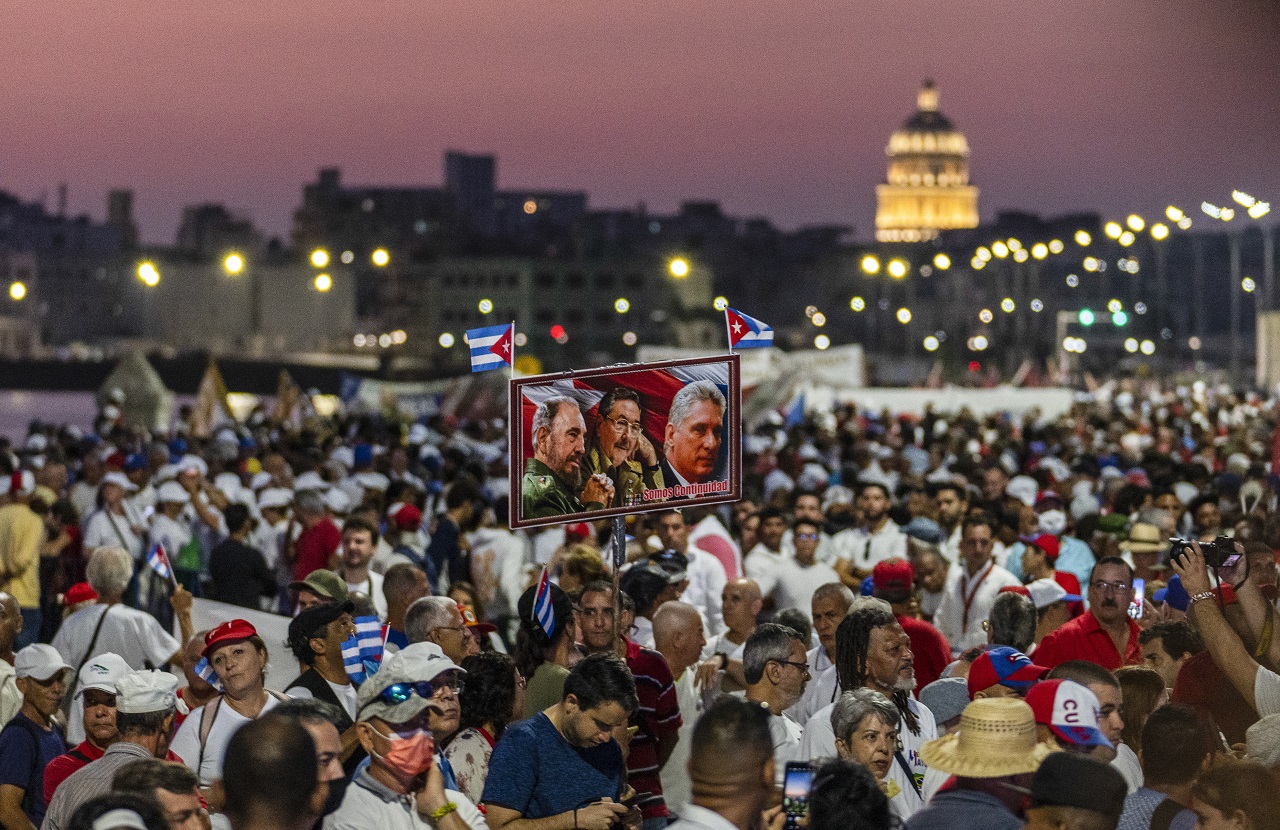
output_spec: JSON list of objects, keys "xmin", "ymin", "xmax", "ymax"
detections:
[
  {"xmin": 1122, "ymin": 522, "xmax": 1165, "ymax": 554},
  {"xmin": 919, "ymin": 698, "xmax": 1055, "ymax": 778}
]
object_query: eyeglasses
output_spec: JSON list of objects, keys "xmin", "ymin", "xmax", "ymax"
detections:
[
  {"xmin": 772, "ymin": 659, "xmax": 811, "ymax": 675},
  {"xmin": 796, "ymin": 533, "xmax": 820, "ymax": 541},
  {"xmin": 1090, "ymin": 580, "xmax": 1132, "ymax": 593},
  {"xmin": 604, "ymin": 416, "xmax": 642, "ymax": 435}
]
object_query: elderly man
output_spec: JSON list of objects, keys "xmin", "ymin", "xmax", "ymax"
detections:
[
  {"xmin": 42, "ymin": 654, "xmax": 131, "ymax": 802},
  {"xmin": 523, "ymin": 395, "xmax": 614, "ymax": 518},
  {"xmin": 1036, "ymin": 557, "xmax": 1143, "ymax": 670},
  {"xmin": 800, "ymin": 599, "xmax": 939, "ymax": 818},
  {"xmin": 51, "ymin": 546, "xmax": 191, "ymax": 672},
  {"xmin": 660, "ymin": 381, "xmax": 727, "ymax": 488},
  {"xmin": 742, "ymin": 623, "xmax": 809, "ymax": 785},
  {"xmin": 586, "ymin": 387, "xmax": 664, "ymax": 507},
  {"xmin": 0, "ymin": 645, "xmax": 71, "ymax": 830},
  {"xmin": 653, "ymin": 602, "xmax": 706, "ymax": 816},
  {"xmin": 789, "ymin": 583, "xmax": 855, "ymax": 725},
  {"xmin": 42, "ymin": 671, "xmax": 182, "ymax": 830},
  {"xmin": 406, "ymin": 597, "xmax": 475, "ymax": 665}
]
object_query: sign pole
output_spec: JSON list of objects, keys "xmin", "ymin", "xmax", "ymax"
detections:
[{"xmin": 611, "ymin": 514, "xmax": 626, "ymax": 653}]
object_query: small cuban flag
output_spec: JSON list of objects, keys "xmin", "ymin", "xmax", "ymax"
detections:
[
  {"xmin": 726, "ymin": 308, "xmax": 774, "ymax": 349},
  {"xmin": 354, "ymin": 615, "xmax": 384, "ymax": 667},
  {"xmin": 341, "ymin": 634, "xmax": 367, "ymax": 684},
  {"xmin": 145, "ymin": 544, "xmax": 173, "ymax": 581},
  {"xmin": 467, "ymin": 323, "xmax": 515, "ymax": 373},
  {"xmin": 193, "ymin": 656, "xmax": 225, "ymax": 692},
  {"xmin": 532, "ymin": 566, "xmax": 556, "ymax": 640}
]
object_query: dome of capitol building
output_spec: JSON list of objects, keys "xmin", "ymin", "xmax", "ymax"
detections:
[{"xmin": 875, "ymin": 80, "xmax": 980, "ymax": 242}]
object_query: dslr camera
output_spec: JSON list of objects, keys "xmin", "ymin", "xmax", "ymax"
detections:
[{"xmin": 1169, "ymin": 536, "xmax": 1238, "ymax": 569}]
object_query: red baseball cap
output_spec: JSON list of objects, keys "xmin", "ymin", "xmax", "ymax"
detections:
[
  {"xmin": 459, "ymin": 603, "xmax": 497, "ymax": 635},
  {"xmin": 203, "ymin": 619, "xmax": 259, "ymax": 658},
  {"xmin": 63, "ymin": 582, "xmax": 99, "ymax": 606},
  {"xmin": 966, "ymin": 646, "xmax": 1049, "ymax": 699},
  {"xmin": 388, "ymin": 502, "xmax": 423, "ymax": 531},
  {"xmin": 872, "ymin": 559, "xmax": 915, "ymax": 596},
  {"xmin": 1025, "ymin": 533, "xmax": 1061, "ymax": 561}
]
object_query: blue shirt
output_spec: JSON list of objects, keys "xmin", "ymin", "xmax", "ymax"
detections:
[
  {"xmin": 905, "ymin": 788, "xmax": 1021, "ymax": 830},
  {"xmin": 482, "ymin": 712, "xmax": 626, "ymax": 818},
  {"xmin": 1118, "ymin": 787, "xmax": 1197, "ymax": 830},
  {"xmin": 0, "ymin": 712, "xmax": 68, "ymax": 824}
]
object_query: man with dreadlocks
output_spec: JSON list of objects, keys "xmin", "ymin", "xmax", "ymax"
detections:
[{"xmin": 798, "ymin": 597, "xmax": 937, "ymax": 818}]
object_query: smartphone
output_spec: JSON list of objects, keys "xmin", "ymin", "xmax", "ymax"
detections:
[
  {"xmin": 782, "ymin": 762, "xmax": 815, "ymax": 829},
  {"xmin": 1128, "ymin": 578, "xmax": 1145, "ymax": 619}
]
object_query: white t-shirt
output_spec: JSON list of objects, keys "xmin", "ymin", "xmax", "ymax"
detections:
[
  {"xmin": 768, "ymin": 712, "xmax": 803, "ymax": 787},
  {"xmin": 790, "ymin": 663, "xmax": 839, "ymax": 726},
  {"xmin": 1255, "ymin": 665, "xmax": 1280, "ymax": 716},
  {"xmin": 659, "ymin": 670, "xmax": 701, "ymax": 814},
  {"xmin": 1112, "ymin": 741, "xmax": 1143, "ymax": 793},
  {"xmin": 52, "ymin": 604, "xmax": 180, "ymax": 671},
  {"xmin": 743, "ymin": 544, "xmax": 789, "ymax": 597},
  {"xmin": 83, "ymin": 508, "xmax": 145, "ymax": 559},
  {"xmin": 933, "ymin": 560, "xmax": 1022, "ymax": 654},
  {"xmin": 770, "ymin": 559, "xmax": 841, "ymax": 618},
  {"xmin": 679, "ymin": 548, "xmax": 729, "ymax": 637},
  {"xmin": 832, "ymin": 521, "xmax": 908, "ymax": 573},
  {"xmin": 170, "ymin": 694, "xmax": 284, "ymax": 786},
  {"xmin": 286, "ymin": 677, "xmax": 359, "ymax": 721}
]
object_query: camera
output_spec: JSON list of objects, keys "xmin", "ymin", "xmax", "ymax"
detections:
[{"xmin": 1169, "ymin": 536, "xmax": 1239, "ymax": 569}]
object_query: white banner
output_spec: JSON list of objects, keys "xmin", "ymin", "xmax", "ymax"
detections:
[{"xmin": 179, "ymin": 598, "xmax": 301, "ymax": 691}]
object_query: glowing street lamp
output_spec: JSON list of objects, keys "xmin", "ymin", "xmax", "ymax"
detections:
[
  {"xmin": 1104, "ymin": 222, "xmax": 1123, "ymax": 239},
  {"xmin": 371, "ymin": 248, "xmax": 391, "ymax": 267},
  {"xmin": 887, "ymin": 259, "xmax": 908, "ymax": 279},
  {"xmin": 313, "ymin": 273, "xmax": 332, "ymax": 292},
  {"xmin": 668, "ymin": 257, "xmax": 690, "ymax": 278},
  {"xmin": 991, "ymin": 241, "xmax": 1009, "ymax": 258},
  {"xmin": 223, "ymin": 253, "xmax": 244, "ymax": 274},
  {"xmin": 933, "ymin": 253, "xmax": 951, "ymax": 270},
  {"xmin": 8, "ymin": 281, "xmax": 26, "ymax": 301},
  {"xmin": 1151, "ymin": 223, "xmax": 1170, "ymax": 240},
  {"xmin": 1166, "ymin": 206, "xmax": 1185, "ymax": 222},
  {"xmin": 1126, "ymin": 214, "xmax": 1145, "ymax": 232},
  {"xmin": 1074, "ymin": 230, "xmax": 1092, "ymax": 246},
  {"xmin": 861, "ymin": 255, "xmax": 881, "ymax": 275},
  {"xmin": 310, "ymin": 249, "xmax": 330, "ymax": 268},
  {"xmin": 137, "ymin": 261, "xmax": 160, "ymax": 287}
]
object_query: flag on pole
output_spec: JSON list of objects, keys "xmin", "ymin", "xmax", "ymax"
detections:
[
  {"xmin": 193, "ymin": 657, "xmax": 224, "ymax": 692},
  {"xmin": 532, "ymin": 566, "xmax": 556, "ymax": 639},
  {"xmin": 145, "ymin": 544, "xmax": 173, "ymax": 581},
  {"xmin": 341, "ymin": 635, "xmax": 367, "ymax": 683},
  {"xmin": 725, "ymin": 308, "xmax": 774, "ymax": 349},
  {"xmin": 354, "ymin": 616, "xmax": 384, "ymax": 666},
  {"xmin": 467, "ymin": 323, "xmax": 515, "ymax": 372}
]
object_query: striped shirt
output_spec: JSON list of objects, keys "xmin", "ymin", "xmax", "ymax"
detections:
[{"xmin": 625, "ymin": 639, "xmax": 682, "ymax": 820}]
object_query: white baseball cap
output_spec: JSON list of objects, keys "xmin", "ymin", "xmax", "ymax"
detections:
[
  {"xmin": 76, "ymin": 652, "xmax": 132, "ymax": 698},
  {"xmin": 116, "ymin": 670, "xmax": 183, "ymax": 714},
  {"xmin": 99, "ymin": 471, "xmax": 138, "ymax": 492},
  {"xmin": 15, "ymin": 644, "xmax": 73, "ymax": 681},
  {"xmin": 294, "ymin": 471, "xmax": 328, "ymax": 492},
  {"xmin": 258, "ymin": 488, "xmax": 293, "ymax": 510},
  {"xmin": 1025, "ymin": 578, "xmax": 1082, "ymax": 610},
  {"xmin": 156, "ymin": 481, "xmax": 191, "ymax": 505}
]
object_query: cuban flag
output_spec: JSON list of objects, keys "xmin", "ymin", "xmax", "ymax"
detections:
[
  {"xmin": 726, "ymin": 308, "xmax": 773, "ymax": 349},
  {"xmin": 193, "ymin": 657, "xmax": 225, "ymax": 692},
  {"xmin": 341, "ymin": 635, "xmax": 367, "ymax": 684},
  {"xmin": 532, "ymin": 566, "xmax": 556, "ymax": 639},
  {"xmin": 355, "ymin": 616, "xmax": 384, "ymax": 666},
  {"xmin": 467, "ymin": 323, "xmax": 515, "ymax": 373},
  {"xmin": 145, "ymin": 544, "xmax": 173, "ymax": 581}
]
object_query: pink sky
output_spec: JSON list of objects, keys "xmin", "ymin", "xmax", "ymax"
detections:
[{"xmin": 1, "ymin": 1, "xmax": 1277, "ymax": 244}]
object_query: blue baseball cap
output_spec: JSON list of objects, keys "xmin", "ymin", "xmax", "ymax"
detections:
[{"xmin": 967, "ymin": 646, "xmax": 1049, "ymax": 698}]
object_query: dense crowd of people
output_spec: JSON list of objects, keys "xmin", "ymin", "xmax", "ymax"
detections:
[{"xmin": 3, "ymin": 378, "xmax": 1280, "ymax": 830}]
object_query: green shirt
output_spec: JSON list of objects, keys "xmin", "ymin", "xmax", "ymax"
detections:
[
  {"xmin": 521, "ymin": 661, "xmax": 571, "ymax": 718},
  {"xmin": 584, "ymin": 445, "xmax": 665, "ymax": 507},
  {"xmin": 522, "ymin": 457, "xmax": 602, "ymax": 519}
]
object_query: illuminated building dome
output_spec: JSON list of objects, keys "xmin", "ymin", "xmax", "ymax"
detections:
[{"xmin": 875, "ymin": 80, "xmax": 980, "ymax": 242}]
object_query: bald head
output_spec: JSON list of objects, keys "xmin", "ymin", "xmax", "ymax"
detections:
[
  {"xmin": 689, "ymin": 697, "xmax": 775, "ymax": 800},
  {"xmin": 652, "ymin": 601, "xmax": 707, "ymax": 674},
  {"xmin": 721, "ymin": 578, "xmax": 763, "ymax": 636},
  {"xmin": 221, "ymin": 715, "xmax": 321, "ymax": 830}
]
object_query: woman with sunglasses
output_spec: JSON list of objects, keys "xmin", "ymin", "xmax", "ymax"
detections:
[{"xmin": 444, "ymin": 651, "xmax": 524, "ymax": 804}]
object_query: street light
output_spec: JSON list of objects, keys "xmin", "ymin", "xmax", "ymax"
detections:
[
  {"xmin": 371, "ymin": 248, "xmax": 391, "ymax": 267},
  {"xmin": 1151, "ymin": 223, "xmax": 1169, "ymax": 240},
  {"xmin": 1126, "ymin": 214, "xmax": 1145, "ymax": 232},
  {"xmin": 1104, "ymin": 222, "xmax": 1123, "ymax": 239},
  {"xmin": 314, "ymin": 273, "xmax": 332, "ymax": 292},
  {"xmin": 861, "ymin": 255, "xmax": 880, "ymax": 274},
  {"xmin": 887, "ymin": 259, "xmax": 908, "ymax": 279},
  {"xmin": 1074, "ymin": 230, "xmax": 1092, "ymax": 246},
  {"xmin": 137, "ymin": 262, "xmax": 160, "ymax": 286},
  {"xmin": 310, "ymin": 249, "xmax": 330, "ymax": 268},
  {"xmin": 669, "ymin": 257, "xmax": 690, "ymax": 278},
  {"xmin": 8, "ymin": 281, "xmax": 26, "ymax": 301},
  {"xmin": 933, "ymin": 253, "xmax": 951, "ymax": 270},
  {"xmin": 223, "ymin": 253, "xmax": 244, "ymax": 274}
]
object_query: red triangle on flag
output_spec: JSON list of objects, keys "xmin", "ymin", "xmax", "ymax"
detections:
[
  {"xmin": 488, "ymin": 326, "xmax": 514, "ymax": 365},
  {"xmin": 726, "ymin": 309, "xmax": 748, "ymax": 347}
]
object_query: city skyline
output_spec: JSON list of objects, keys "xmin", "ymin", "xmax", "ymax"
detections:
[{"xmin": 2, "ymin": 1, "xmax": 1277, "ymax": 245}]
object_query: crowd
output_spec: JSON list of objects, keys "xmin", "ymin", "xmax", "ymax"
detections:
[{"xmin": 2, "ymin": 378, "xmax": 1280, "ymax": 830}]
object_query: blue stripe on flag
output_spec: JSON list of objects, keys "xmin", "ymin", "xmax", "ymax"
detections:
[
  {"xmin": 342, "ymin": 635, "xmax": 366, "ymax": 684},
  {"xmin": 194, "ymin": 657, "xmax": 224, "ymax": 692},
  {"xmin": 533, "ymin": 567, "xmax": 556, "ymax": 639}
]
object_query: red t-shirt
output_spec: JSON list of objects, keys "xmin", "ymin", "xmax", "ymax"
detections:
[
  {"xmin": 624, "ymin": 639, "xmax": 682, "ymax": 820},
  {"xmin": 898, "ymin": 615, "xmax": 951, "ymax": 694},
  {"xmin": 1034, "ymin": 611, "xmax": 1143, "ymax": 671},
  {"xmin": 1171, "ymin": 650, "xmax": 1257, "ymax": 745},
  {"xmin": 293, "ymin": 518, "xmax": 342, "ymax": 581}
]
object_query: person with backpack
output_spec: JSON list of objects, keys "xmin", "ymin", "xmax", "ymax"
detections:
[
  {"xmin": 0, "ymin": 645, "xmax": 72, "ymax": 830},
  {"xmin": 168, "ymin": 620, "xmax": 289, "ymax": 791},
  {"xmin": 1115, "ymin": 705, "xmax": 1214, "ymax": 830}
]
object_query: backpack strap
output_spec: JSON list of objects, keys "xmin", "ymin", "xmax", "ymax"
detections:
[
  {"xmin": 3, "ymin": 717, "xmax": 46, "ymax": 817},
  {"xmin": 195, "ymin": 696, "xmax": 223, "ymax": 780},
  {"xmin": 1150, "ymin": 797, "xmax": 1183, "ymax": 830}
]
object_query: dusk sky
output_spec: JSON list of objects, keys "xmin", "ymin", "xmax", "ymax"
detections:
[{"xmin": 3, "ymin": 1, "xmax": 1278, "ymax": 244}]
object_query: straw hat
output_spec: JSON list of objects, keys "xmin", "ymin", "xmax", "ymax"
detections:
[
  {"xmin": 919, "ymin": 698, "xmax": 1055, "ymax": 778},
  {"xmin": 1122, "ymin": 522, "xmax": 1164, "ymax": 554}
]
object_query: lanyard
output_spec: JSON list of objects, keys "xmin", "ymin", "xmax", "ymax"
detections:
[{"xmin": 960, "ymin": 562, "xmax": 993, "ymax": 634}]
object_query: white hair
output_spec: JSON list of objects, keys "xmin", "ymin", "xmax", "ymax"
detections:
[
  {"xmin": 86, "ymin": 546, "xmax": 134, "ymax": 598},
  {"xmin": 532, "ymin": 396, "xmax": 581, "ymax": 454},
  {"xmin": 667, "ymin": 381, "xmax": 726, "ymax": 431}
]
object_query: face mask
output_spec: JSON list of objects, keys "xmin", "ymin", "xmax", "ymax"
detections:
[
  {"xmin": 321, "ymin": 776, "xmax": 349, "ymax": 817},
  {"xmin": 1038, "ymin": 509, "xmax": 1067, "ymax": 536},
  {"xmin": 369, "ymin": 726, "xmax": 435, "ymax": 778}
]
